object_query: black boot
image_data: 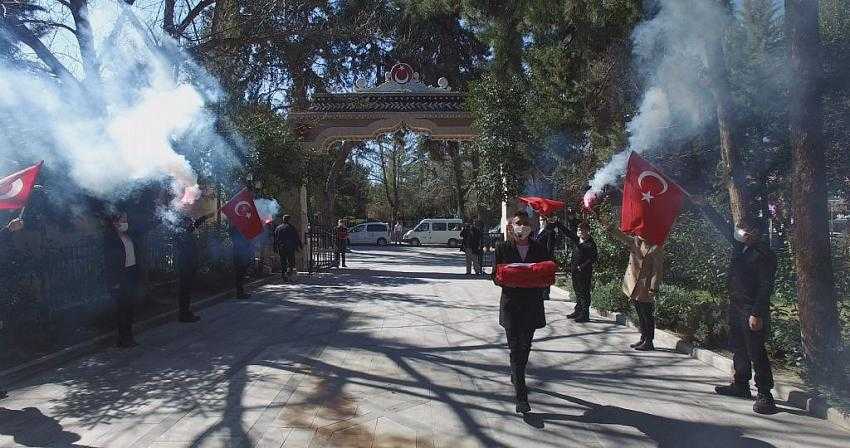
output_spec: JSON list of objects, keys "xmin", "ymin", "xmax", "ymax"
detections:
[
  {"xmin": 753, "ymin": 392, "xmax": 778, "ymax": 414},
  {"xmin": 0, "ymin": 389, "xmax": 7, "ymax": 400},
  {"xmin": 514, "ymin": 365, "xmax": 530, "ymax": 414},
  {"xmin": 630, "ymin": 302, "xmax": 647, "ymax": 348},
  {"xmin": 566, "ymin": 308, "xmax": 579, "ymax": 319},
  {"xmin": 715, "ymin": 382, "xmax": 753, "ymax": 399},
  {"xmin": 635, "ymin": 302, "xmax": 655, "ymax": 351}
]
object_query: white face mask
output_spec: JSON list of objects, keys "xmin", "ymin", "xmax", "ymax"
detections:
[
  {"xmin": 117, "ymin": 222, "xmax": 129, "ymax": 232},
  {"xmin": 513, "ymin": 224, "xmax": 532, "ymax": 239},
  {"xmin": 734, "ymin": 228, "xmax": 747, "ymax": 243}
]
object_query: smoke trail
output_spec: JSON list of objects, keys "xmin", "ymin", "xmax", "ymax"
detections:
[
  {"xmin": 254, "ymin": 198, "xmax": 280, "ymax": 222},
  {"xmin": 0, "ymin": 2, "xmax": 238, "ymax": 210},
  {"xmin": 586, "ymin": 0, "xmax": 728, "ymax": 195}
]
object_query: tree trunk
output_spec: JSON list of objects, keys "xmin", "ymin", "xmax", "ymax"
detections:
[
  {"xmin": 322, "ymin": 141, "xmax": 357, "ymax": 224},
  {"xmin": 705, "ymin": 20, "xmax": 750, "ymax": 227},
  {"xmin": 446, "ymin": 142, "xmax": 466, "ymax": 219},
  {"xmin": 786, "ymin": 0, "xmax": 842, "ymax": 380}
]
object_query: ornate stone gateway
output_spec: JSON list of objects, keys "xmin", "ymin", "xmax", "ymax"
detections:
[{"xmin": 288, "ymin": 63, "xmax": 477, "ymax": 149}]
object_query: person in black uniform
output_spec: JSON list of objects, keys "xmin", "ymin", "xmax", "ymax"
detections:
[
  {"xmin": 103, "ymin": 212, "xmax": 139, "ymax": 348},
  {"xmin": 176, "ymin": 212, "xmax": 212, "ymax": 322},
  {"xmin": 493, "ymin": 211, "xmax": 552, "ymax": 414},
  {"xmin": 0, "ymin": 217, "xmax": 25, "ymax": 399},
  {"xmin": 274, "ymin": 215, "xmax": 302, "ymax": 281},
  {"xmin": 694, "ymin": 198, "xmax": 779, "ymax": 415},
  {"xmin": 565, "ymin": 221, "xmax": 598, "ymax": 322}
]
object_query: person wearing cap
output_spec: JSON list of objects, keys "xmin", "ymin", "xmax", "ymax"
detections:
[{"xmin": 694, "ymin": 197, "xmax": 778, "ymax": 415}]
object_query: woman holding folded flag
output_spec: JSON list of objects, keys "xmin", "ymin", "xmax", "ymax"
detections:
[{"xmin": 492, "ymin": 210, "xmax": 555, "ymax": 414}]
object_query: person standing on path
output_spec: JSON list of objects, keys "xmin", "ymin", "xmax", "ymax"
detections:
[
  {"xmin": 564, "ymin": 221, "xmax": 598, "ymax": 322},
  {"xmin": 493, "ymin": 211, "xmax": 552, "ymax": 414},
  {"xmin": 460, "ymin": 221, "xmax": 483, "ymax": 275},
  {"xmin": 0, "ymin": 217, "xmax": 25, "ymax": 399},
  {"xmin": 693, "ymin": 198, "xmax": 779, "ymax": 415},
  {"xmin": 536, "ymin": 215, "xmax": 569, "ymax": 300},
  {"xmin": 274, "ymin": 215, "xmax": 302, "ymax": 281},
  {"xmin": 335, "ymin": 220, "xmax": 349, "ymax": 268},
  {"xmin": 175, "ymin": 212, "xmax": 212, "ymax": 322},
  {"xmin": 392, "ymin": 222, "xmax": 403, "ymax": 245},
  {"xmin": 599, "ymin": 211, "xmax": 664, "ymax": 351},
  {"xmin": 103, "ymin": 212, "xmax": 139, "ymax": 349}
]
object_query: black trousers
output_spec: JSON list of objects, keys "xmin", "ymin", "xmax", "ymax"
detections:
[
  {"xmin": 278, "ymin": 249, "xmax": 295, "ymax": 276},
  {"xmin": 729, "ymin": 305, "xmax": 774, "ymax": 393},
  {"xmin": 234, "ymin": 261, "xmax": 248, "ymax": 295},
  {"xmin": 335, "ymin": 241, "xmax": 347, "ymax": 266},
  {"xmin": 178, "ymin": 268, "xmax": 195, "ymax": 317},
  {"xmin": 572, "ymin": 272, "xmax": 592, "ymax": 316},
  {"xmin": 505, "ymin": 325, "xmax": 536, "ymax": 396},
  {"xmin": 632, "ymin": 300, "xmax": 655, "ymax": 342},
  {"xmin": 111, "ymin": 266, "xmax": 138, "ymax": 344}
]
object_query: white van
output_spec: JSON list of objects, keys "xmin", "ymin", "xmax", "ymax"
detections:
[
  {"xmin": 404, "ymin": 218, "xmax": 464, "ymax": 247},
  {"xmin": 348, "ymin": 222, "xmax": 390, "ymax": 246}
]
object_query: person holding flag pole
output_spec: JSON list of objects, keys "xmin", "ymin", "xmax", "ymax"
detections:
[
  {"xmin": 220, "ymin": 188, "xmax": 264, "ymax": 298},
  {"xmin": 594, "ymin": 152, "xmax": 686, "ymax": 351}
]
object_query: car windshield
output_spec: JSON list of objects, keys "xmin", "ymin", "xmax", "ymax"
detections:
[{"xmin": 415, "ymin": 223, "xmax": 429, "ymax": 232}]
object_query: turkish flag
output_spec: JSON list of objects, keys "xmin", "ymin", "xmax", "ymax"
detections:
[
  {"xmin": 620, "ymin": 152, "xmax": 685, "ymax": 246},
  {"xmin": 0, "ymin": 161, "xmax": 43, "ymax": 210},
  {"xmin": 221, "ymin": 188, "xmax": 263, "ymax": 240},
  {"xmin": 519, "ymin": 196, "xmax": 565, "ymax": 216}
]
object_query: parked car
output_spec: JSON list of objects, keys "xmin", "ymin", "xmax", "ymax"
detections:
[
  {"xmin": 403, "ymin": 218, "xmax": 463, "ymax": 247},
  {"xmin": 348, "ymin": 222, "xmax": 390, "ymax": 246}
]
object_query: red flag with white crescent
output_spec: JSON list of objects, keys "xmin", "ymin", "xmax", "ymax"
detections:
[
  {"xmin": 620, "ymin": 152, "xmax": 685, "ymax": 245},
  {"xmin": 221, "ymin": 188, "xmax": 263, "ymax": 240},
  {"xmin": 0, "ymin": 161, "xmax": 43, "ymax": 210}
]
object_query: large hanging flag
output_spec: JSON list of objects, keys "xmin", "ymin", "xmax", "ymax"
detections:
[
  {"xmin": 0, "ymin": 161, "xmax": 43, "ymax": 210},
  {"xmin": 518, "ymin": 196, "xmax": 565, "ymax": 216},
  {"xmin": 620, "ymin": 152, "xmax": 685, "ymax": 245},
  {"xmin": 221, "ymin": 188, "xmax": 263, "ymax": 240}
]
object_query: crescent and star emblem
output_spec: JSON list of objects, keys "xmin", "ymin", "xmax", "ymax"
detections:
[
  {"xmin": 637, "ymin": 171, "xmax": 668, "ymax": 205},
  {"xmin": 0, "ymin": 178, "xmax": 24, "ymax": 201},
  {"xmin": 235, "ymin": 201, "xmax": 253, "ymax": 218}
]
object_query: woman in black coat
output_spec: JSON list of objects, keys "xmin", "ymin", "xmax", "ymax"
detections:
[
  {"xmin": 493, "ymin": 211, "xmax": 552, "ymax": 414},
  {"xmin": 103, "ymin": 212, "xmax": 139, "ymax": 348}
]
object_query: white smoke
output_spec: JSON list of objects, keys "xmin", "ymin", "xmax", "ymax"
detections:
[
  {"xmin": 0, "ymin": 2, "xmax": 235, "ymax": 209},
  {"xmin": 587, "ymin": 0, "xmax": 728, "ymax": 194},
  {"xmin": 254, "ymin": 198, "xmax": 281, "ymax": 222}
]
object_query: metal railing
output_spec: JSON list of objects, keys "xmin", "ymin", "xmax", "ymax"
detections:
[{"xmin": 306, "ymin": 224, "xmax": 337, "ymax": 273}]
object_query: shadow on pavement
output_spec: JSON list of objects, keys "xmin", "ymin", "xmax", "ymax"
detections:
[{"xmin": 0, "ymin": 407, "xmax": 94, "ymax": 447}]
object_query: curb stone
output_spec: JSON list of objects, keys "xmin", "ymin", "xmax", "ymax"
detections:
[
  {"xmin": 1, "ymin": 275, "xmax": 278, "ymax": 386},
  {"xmin": 551, "ymin": 285, "xmax": 850, "ymax": 433}
]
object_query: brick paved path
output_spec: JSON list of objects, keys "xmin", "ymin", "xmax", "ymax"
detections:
[{"xmin": 1, "ymin": 247, "xmax": 847, "ymax": 447}]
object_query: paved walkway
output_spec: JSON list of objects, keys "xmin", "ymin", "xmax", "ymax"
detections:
[{"xmin": 1, "ymin": 247, "xmax": 847, "ymax": 448}]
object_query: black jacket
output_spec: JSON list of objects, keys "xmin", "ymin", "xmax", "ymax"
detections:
[
  {"xmin": 460, "ymin": 226, "xmax": 482, "ymax": 253},
  {"xmin": 566, "ymin": 231, "xmax": 598, "ymax": 277},
  {"xmin": 699, "ymin": 205, "xmax": 777, "ymax": 318},
  {"xmin": 493, "ymin": 240, "xmax": 551, "ymax": 330},
  {"xmin": 103, "ymin": 228, "xmax": 134, "ymax": 288},
  {"xmin": 537, "ymin": 221, "xmax": 569, "ymax": 258},
  {"xmin": 176, "ymin": 214, "xmax": 210, "ymax": 272},
  {"xmin": 274, "ymin": 223, "xmax": 302, "ymax": 252}
]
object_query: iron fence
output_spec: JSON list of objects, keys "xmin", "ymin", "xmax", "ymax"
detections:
[{"xmin": 306, "ymin": 224, "xmax": 337, "ymax": 273}]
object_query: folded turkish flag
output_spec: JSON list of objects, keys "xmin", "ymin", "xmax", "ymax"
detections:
[
  {"xmin": 0, "ymin": 161, "xmax": 43, "ymax": 210},
  {"xmin": 222, "ymin": 188, "xmax": 263, "ymax": 240},
  {"xmin": 496, "ymin": 261, "xmax": 557, "ymax": 288},
  {"xmin": 620, "ymin": 152, "xmax": 685, "ymax": 246}
]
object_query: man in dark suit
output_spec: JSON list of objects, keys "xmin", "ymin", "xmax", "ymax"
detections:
[
  {"xmin": 460, "ymin": 221, "xmax": 483, "ymax": 275},
  {"xmin": 565, "ymin": 221, "xmax": 598, "ymax": 322},
  {"xmin": 493, "ymin": 211, "xmax": 552, "ymax": 414},
  {"xmin": 176, "ymin": 212, "xmax": 212, "ymax": 321},
  {"xmin": 0, "ymin": 217, "xmax": 25, "ymax": 399},
  {"xmin": 274, "ymin": 215, "xmax": 302, "ymax": 281},
  {"xmin": 694, "ymin": 198, "xmax": 778, "ymax": 415},
  {"xmin": 103, "ymin": 212, "xmax": 139, "ymax": 348}
]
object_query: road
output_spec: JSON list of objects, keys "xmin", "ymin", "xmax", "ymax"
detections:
[{"xmin": 1, "ymin": 246, "xmax": 847, "ymax": 447}]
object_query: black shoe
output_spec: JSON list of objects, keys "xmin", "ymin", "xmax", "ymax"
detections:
[
  {"xmin": 634, "ymin": 340, "xmax": 655, "ymax": 351},
  {"xmin": 0, "ymin": 390, "xmax": 7, "ymax": 400},
  {"xmin": 515, "ymin": 399, "xmax": 531, "ymax": 414},
  {"xmin": 753, "ymin": 392, "xmax": 778, "ymax": 414},
  {"xmin": 566, "ymin": 311, "xmax": 579, "ymax": 319},
  {"xmin": 715, "ymin": 383, "xmax": 753, "ymax": 399},
  {"xmin": 629, "ymin": 338, "xmax": 646, "ymax": 348},
  {"xmin": 179, "ymin": 314, "xmax": 201, "ymax": 323},
  {"xmin": 574, "ymin": 314, "xmax": 590, "ymax": 323},
  {"xmin": 116, "ymin": 339, "xmax": 139, "ymax": 349}
]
